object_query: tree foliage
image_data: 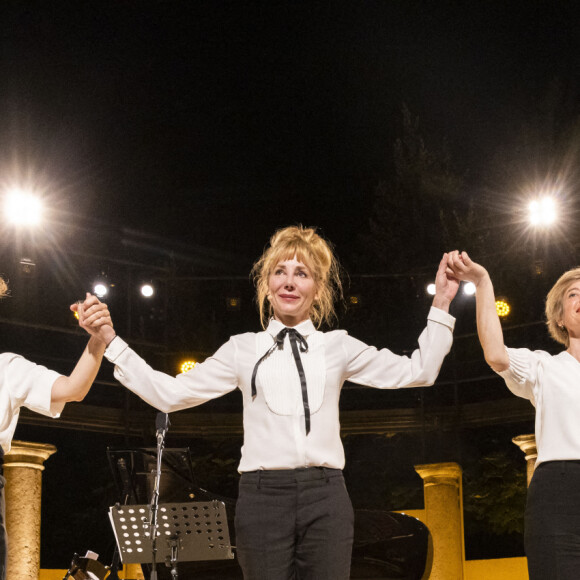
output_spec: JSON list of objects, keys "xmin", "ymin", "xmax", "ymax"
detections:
[{"xmin": 463, "ymin": 449, "xmax": 526, "ymax": 536}]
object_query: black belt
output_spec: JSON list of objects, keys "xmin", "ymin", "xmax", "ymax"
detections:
[{"xmin": 241, "ymin": 466, "xmax": 342, "ymax": 484}]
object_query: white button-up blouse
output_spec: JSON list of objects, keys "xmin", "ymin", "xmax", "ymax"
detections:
[{"xmin": 105, "ymin": 306, "xmax": 455, "ymax": 472}]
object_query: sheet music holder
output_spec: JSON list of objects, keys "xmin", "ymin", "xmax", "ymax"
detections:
[{"xmin": 109, "ymin": 500, "xmax": 234, "ymax": 564}]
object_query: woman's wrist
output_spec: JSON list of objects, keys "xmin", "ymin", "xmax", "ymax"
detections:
[
  {"xmin": 431, "ymin": 295, "xmax": 451, "ymax": 312},
  {"xmin": 473, "ymin": 269, "xmax": 490, "ymax": 288}
]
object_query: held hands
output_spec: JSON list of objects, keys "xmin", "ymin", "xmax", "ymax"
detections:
[
  {"xmin": 446, "ymin": 251, "xmax": 489, "ymax": 287},
  {"xmin": 432, "ymin": 253, "xmax": 460, "ymax": 312},
  {"xmin": 71, "ymin": 293, "xmax": 116, "ymax": 346}
]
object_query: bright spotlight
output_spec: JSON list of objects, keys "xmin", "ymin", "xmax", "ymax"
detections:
[
  {"xmin": 529, "ymin": 197, "xmax": 556, "ymax": 226},
  {"xmin": 463, "ymin": 282, "xmax": 476, "ymax": 296},
  {"xmin": 93, "ymin": 283, "xmax": 108, "ymax": 298},
  {"xmin": 4, "ymin": 190, "xmax": 43, "ymax": 226},
  {"xmin": 140, "ymin": 284, "xmax": 154, "ymax": 298},
  {"xmin": 180, "ymin": 360, "xmax": 197, "ymax": 374},
  {"xmin": 426, "ymin": 283, "xmax": 436, "ymax": 296}
]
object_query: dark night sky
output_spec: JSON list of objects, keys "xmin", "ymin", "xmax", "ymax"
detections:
[
  {"xmin": 2, "ymin": 0, "xmax": 579, "ymax": 260},
  {"xmin": 1, "ymin": 0, "xmax": 580, "ymax": 569}
]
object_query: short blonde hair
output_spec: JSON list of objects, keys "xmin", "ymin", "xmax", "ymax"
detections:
[
  {"xmin": 0, "ymin": 277, "xmax": 7, "ymax": 299},
  {"xmin": 545, "ymin": 267, "xmax": 580, "ymax": 346},
  {"xmin": 251, "ymin": 225, "xmax": 343, "ymax": 329}
]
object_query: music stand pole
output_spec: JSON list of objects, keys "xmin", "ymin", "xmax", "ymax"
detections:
[{"xmin": 149, "ymin": 412, "xmax": 170, "ymax": 580}]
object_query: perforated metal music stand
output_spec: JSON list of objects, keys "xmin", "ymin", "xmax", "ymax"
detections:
[{"xmin": 109, "ymin": 500, "xmax": 234, "ymax": 565}]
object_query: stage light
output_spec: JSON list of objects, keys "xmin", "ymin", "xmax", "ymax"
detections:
[
  {"xmin": 19, "ymin": 257, "xmax": 36, "ymax": 275},
  {"xmin": 180, "ymin": 360, "xmax": 197, "ymax": 374},
  {"xmin": 226, "ymin": 297, "xmax": 241, "ymax": 311},
  {"xmin": 3, "ymin": 189, "xmax": 43, "ymax": 226},
  {"xmin": 463, "ymin": 282, "xmax": 476, "ymax": 296},
  {"xmin": 426, "ymin": 283, "xmax": 436, "ymax": 296},
  {"xmin": 348, "ymin": 295, "xmax": 361, "ymax": 305},
  {"xmin": 496, "ymin": 298, "xmax": 511, "ymax": 318},
  {"xmin": 529, "ymin": 197, "xmax": 556, "ymax": 226},
  {"xmin": 93, "ymin": 283, "xmax": 108, "ymax": 298},
  {"xmin": 140, "ymin": 283, "xmax": 154, "ymax": 298}
]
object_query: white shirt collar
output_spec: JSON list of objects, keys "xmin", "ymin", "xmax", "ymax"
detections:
[{"xmin": 266, "ymin": 318, "xmax": 317, "ymax": 338}]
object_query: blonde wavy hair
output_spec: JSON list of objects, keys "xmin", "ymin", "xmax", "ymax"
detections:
[
  {"xmin": 252, "ymin": 225, "xmax": 343, "ymax": 329},
  {"xmin": 545, "ymin": 267, "xmax": 580, "ymax": 347},
  {"xmin": 0, "ymin": 277, "xmax": 7, "ymax": 299}
]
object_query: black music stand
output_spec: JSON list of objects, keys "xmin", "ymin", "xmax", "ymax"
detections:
[
  {"xmin": 107, "ymin": 448, "xmax": 199, "ymax": 505},
  {"xmin": 109, "ymin": 500, "xmax": 234, "ymax": 570}
]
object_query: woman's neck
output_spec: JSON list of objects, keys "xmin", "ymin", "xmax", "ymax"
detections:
[
  {"xmin": 567, "ymin": 336, "xmax": 580, "ymax": 361},
  {"xmin": 274, "ymin": 315, "xmax": 310, "ymax": 328}
]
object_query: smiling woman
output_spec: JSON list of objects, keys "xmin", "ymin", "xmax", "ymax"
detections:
[
  {"xmin": 251, "ymin": 225, "xmax": 342, "ymax": 329},
  {"xmin": 81, "ymin": 224, "xmax": 460, "ymax": 579},
  {"xmin": 446, "ymin": 252, "xmax": 580, "ymax": 580},
  {"xmin": 266, "ymin": 257, "xmax": 317, "ymax": 326},
  {"xmin": 545, "ymin": 267, "xmax": 580, "ymax": 347}
]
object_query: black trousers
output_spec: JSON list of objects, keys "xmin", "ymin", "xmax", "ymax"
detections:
[
  {"xmin": 0, "ymin": 451, "xmax": 5, "ymax": 580},
  {"xmin": 235, "ymin": 467, "xmax": 354, "ymax": 580},
  {"xmin": 525, "ymin": 461, "xmax": 580, "ymax": 580}
]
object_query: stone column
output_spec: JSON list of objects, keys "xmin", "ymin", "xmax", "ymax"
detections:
[
  {"xmin": 512, "ymin": 434, "xmax": 537, "ymax": 487},
  {"xmin": 3, "ymin": 440, "xmax": 57, "ymax": 580},
  {"xmin": 415, "ymin": 462, "xmax": 464, "ymax": 580}
]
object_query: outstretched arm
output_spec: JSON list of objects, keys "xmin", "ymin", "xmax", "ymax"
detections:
[
  {"xmin": 78, "ymin": 296, "xmax": 238, "ymax": 413},
  {"xmin": 50, "ymin": 294, "xmax": 112, "ymax": 404},
  {"xmin": 447, "ymin": 251, "xmax": 509, "ymax": 372}
]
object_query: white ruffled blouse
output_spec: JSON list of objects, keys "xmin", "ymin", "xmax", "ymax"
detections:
[{"xmin": 499, "ymin": 347, "xmax": 580, "ymax": 466}]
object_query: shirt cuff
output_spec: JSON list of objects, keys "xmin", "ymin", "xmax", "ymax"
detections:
[
  {"xmin": 427, "ymin": 306, "xmax": 456, "ymax": 332},
  {"xmin": 104, "ymin": 336, "xmax": 129, "ymax": 363}
]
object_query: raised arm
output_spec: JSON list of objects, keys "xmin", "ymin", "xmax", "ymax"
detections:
[
  {"xmin": 447, "ymin": 251, "xmax": 509, "ymax": 372},
  {"xmin": 49, "ymin": 294, "xmax": 112, "ymax": 404}
]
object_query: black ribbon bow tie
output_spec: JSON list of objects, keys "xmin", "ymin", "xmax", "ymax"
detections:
[{"xmin": 251, "ymin": 327, "xmax": 311, "ymax": 435}]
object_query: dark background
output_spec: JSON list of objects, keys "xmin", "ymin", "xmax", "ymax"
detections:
[{"xmin": 1, "ymin": 0, "xmax": 580, "ymax": 569}]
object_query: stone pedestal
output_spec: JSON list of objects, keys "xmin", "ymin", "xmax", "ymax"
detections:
[
  {"xmin": 123, "ymin": 564, "xmax": 145, "ymax": 579},
  {"xmin": 4, "ymin": 440, "xmax": 57, "ymax": 580},
  {"xmin": 415, "ymin": 462, "xmax": 464, "ymax": 580},
  {"xmin": 512, "ymin": 434, "xmax": 537, "ymax": 487}
]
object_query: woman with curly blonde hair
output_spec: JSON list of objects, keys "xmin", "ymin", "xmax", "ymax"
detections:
[
  {"xmin": 447, "ymin": 251, "xmax": 580, "ymax": 580},
  {"xmin": 85, "ymin": 225, "xmax": 458, "ymax": 579}
]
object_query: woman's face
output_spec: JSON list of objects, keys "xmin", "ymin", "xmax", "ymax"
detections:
[
  {"xmin": 560, "ymin": 279, "xmax": 580, "ymax": 338},
  {"xmin": 268, "ymin": 256, "xmax": 317, "ymax": 326}
]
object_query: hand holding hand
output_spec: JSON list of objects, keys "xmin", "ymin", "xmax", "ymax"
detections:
[
  {"xmin": 446, "ymin": 251, "xmax": 489, "ymax": 286},
  {"xmin": 432, "ymin": 253, "xmax": 460, "ymax": 311},
  {"xmin": 71, "ymin": 293, "xmax": 116, "ymax": 345}
]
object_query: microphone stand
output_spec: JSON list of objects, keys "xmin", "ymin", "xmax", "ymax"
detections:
[{"xmin": 149, "ymin": 412, "xmax": 170, "ymax": 580}]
